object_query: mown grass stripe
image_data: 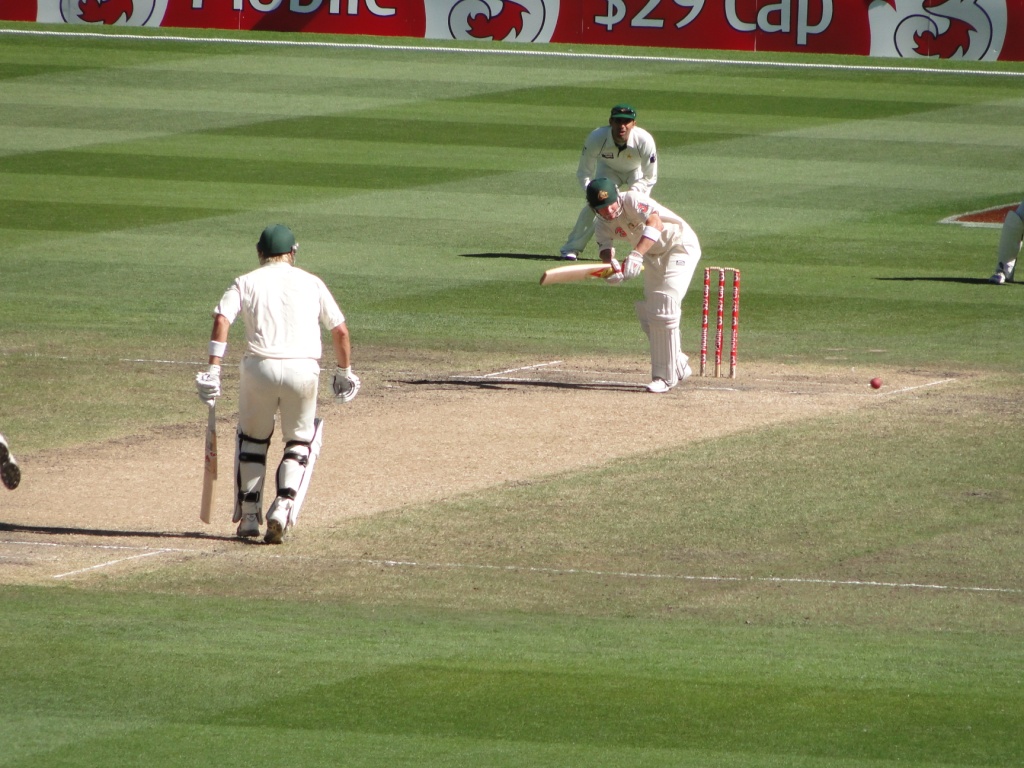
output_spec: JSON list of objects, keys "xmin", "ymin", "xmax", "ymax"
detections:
[
  {"xmin": 0, "ymin": 199, "xmax": 234, "ymax": 231},
  {"xmin": 0, "ymin": 150, "xmax": 500, "ymax": 188}
]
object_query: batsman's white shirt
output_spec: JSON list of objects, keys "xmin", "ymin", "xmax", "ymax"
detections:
[
  {"xmin": 577, "ymin": 125, "xmax": 658, "ymax": 193},
  {"xmin": 594, "ymin": 193, "xmax": 698, "ymax": 257},
  {"xmin": 214, "ymin": 262, "xmax": 345, "ymax": 360},
  {"xmin": 595, "ymin": 192, "xmax": 701, "ymax": 300}
]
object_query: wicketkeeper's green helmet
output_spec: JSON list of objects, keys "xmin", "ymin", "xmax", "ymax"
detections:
[{"xmin": 586, "ymin": 178, "xmax": 618, "ymax": 211}]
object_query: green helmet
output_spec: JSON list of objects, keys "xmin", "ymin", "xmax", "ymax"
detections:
[
  {"xmin": 609, "ymin": 103, "xmax": 636, "ymax": 121},
  {"xmin": 586, "ymin": 178, "xmax": 618, "ymax": 210},
  {"xmin": 257, "ymin": 224, "xmax": 296, "ymax": 256}
]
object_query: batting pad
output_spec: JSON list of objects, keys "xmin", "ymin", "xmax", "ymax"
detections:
[
  {"xmin": 275, "ymin": 441, "xmax": 311, "ymax": 501},
  {"xmin": 648, "ymin": 291, "xmax": 683, "ymax": 385},
  {"xmin": 234, "ymin": 431, "xmax": 270, "ymax": 523},
  {"xmin": 997, "ymin": 210, "xmax": 1024, "ymax": 269},
  {"xmin": 634, "ymin": 300, "xmax": 650, "ymax": 338}
]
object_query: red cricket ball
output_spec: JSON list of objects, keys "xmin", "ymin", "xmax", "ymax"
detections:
[{"xmin": 870, "ymin": 377, "xmax": 882, "ymax": 389}]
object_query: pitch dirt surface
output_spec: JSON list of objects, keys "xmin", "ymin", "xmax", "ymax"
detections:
[{"xmin": 0, "ymin": 358, "xmax": 962, "ymax": 586}]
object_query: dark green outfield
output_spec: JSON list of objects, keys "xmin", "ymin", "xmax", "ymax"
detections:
[
  {"xmin": 3, "ymin": 588, "xmax": 1021, "ymax": 767},
  {"xmin": 0, "ymin": 26, "xmax": 1022, "ymax": 767}
]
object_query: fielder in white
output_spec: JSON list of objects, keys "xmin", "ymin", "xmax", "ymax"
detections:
[
  {"xmin": 988, "ymin": 200, "xmax": 1023, "ymax": 284},
  {"xmin": 586, "ymin": 178, "xmax": 702, "ymax": 394},
  {"xmin": 195, "ymin": 225, "xmax": 360, "ymax": 544},
  {"xmin": 559, "ymin": 104, "xmax": 658, "ymax": 260}
]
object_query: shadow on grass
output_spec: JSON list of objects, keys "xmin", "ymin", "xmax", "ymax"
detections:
[
  {"xmin": 0, "ymin": 521, "xmax": 240, "ymax": 543},
  {"xmin": 875, "ymin": 276, "xmax": 1013, "ymax": 285},
  {"xmin": 461, "ymin": 252, "xmax": 598, "ymax": 262},
  {"xmin": 399, "ymin": 377, "xmax": 646, "ymax": 392}
]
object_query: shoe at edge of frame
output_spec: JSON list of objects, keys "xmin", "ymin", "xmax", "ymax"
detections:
[{"xmin": 0, "ymin": 438, "xmax": 20, "ymax": 490}]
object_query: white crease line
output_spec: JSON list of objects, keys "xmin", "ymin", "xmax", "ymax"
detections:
[
  {"xmin": 939, "ymin": 221, "xmax": 1003, "ymax": 229},
  {"xmin": 3, "ymin": 540, "xmax": 195, "ymax": 553},
  {"xmin": 356, "ymin": 559, "xmax": 1021, "ymax": 595},
  {"xmin": 752, "ymin": 377, "xmax": 958, "ymax": 397},
  {"xmin": 121, "ymin": 358, "xmax": 203, "ymax": 366},
  {"xmin": 2, "ymin": 540, "xmax": 1016, "ymax": 594},
  {"xmin": 883, "ymin": 378, "xmax": 957, "ymax": 394},
  {"xmin": 481, "ymin": 361, "xmax": 564, "ymax": 378},
  {"xmin": 52, "ymin": 550, "xmax": 174, "ymax": 579}
]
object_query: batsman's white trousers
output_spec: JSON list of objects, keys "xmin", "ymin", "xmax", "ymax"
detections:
[
  {"xmin": 238, "ymin": 356, "xmax": 320, "ymax": 443},
  {"xmin": 642, "ymin": 239, "xmax": 702, "ymax": 306}
]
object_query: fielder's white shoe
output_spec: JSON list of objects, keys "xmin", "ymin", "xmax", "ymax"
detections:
[
  {"xmin": 989, "ymin": 262, "xmax": 1015, "ymax": 284},
  {"xmin": 264, "ymin": 499, "xmax": 292, "ymax": 545},
  {"xmin": 0, "ymin": 436, "xmax": 20, "ymax": 490},
  {"xmin": 559, "ymin": 250, "xmax": 579, "ymax": 261},
  {"xmin": 646, "ymin": 378, "xmax": 673, "ymax": 394},
  {"xmin": 236, "ymin": 512, "xmax": 260, "ymax": 538}
]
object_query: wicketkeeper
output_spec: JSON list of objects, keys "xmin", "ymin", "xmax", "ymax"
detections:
[
  {"xmin": 195, "ymin": 224, "xmax": 359, "ymax": 544},
  {"xmin": 988, "ymin": 200, "xmax": 1023, "ymax": 284},
  {"xmin": 586, "ymin": 178, "xmax": 702, "ymax": 393},
  {"xmin": 559, "ymin": 104, "xmax": 658, "ymax": 260}
]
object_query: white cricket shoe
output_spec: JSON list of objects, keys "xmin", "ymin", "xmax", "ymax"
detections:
[
  {"xmin": 559, "ymin": 250, "xmax": 579, "ymax": 261},
  {"xmin": 264, "ymin": 499, "xmax": 292, "ymax": 545},
  {"xmin": 646, "ymin": 378, "xmax": 673, "ymax": 394},
  {"xmin": 236, "ymin": 512, "xmax": 260, "ymax": 538},
  {"xmin": 678, "ymin": 362, "xmax": 693, "ymax": 381},
  {"xmin": 989, "ymin": 262, "xmax": 1015, "ymax": 284},
  {"xmin": 0, "ymin": 435, "xmax": 20, "ymax": 490}
]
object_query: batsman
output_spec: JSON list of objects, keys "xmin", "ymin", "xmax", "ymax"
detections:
[
  {"xmin": 195, "ymin": 224, "xmax": 360, "ymax": 544},
  {"xmin": 586, "ymin": 178, "xmax": 702, "ymax": 393}
]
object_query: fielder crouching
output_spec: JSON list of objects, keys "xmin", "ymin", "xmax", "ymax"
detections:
[
  {"xmin": 586, "ymin": 178, "xmax": 702, "ymax": 393},
  {"xmin": 195, "ymin": 224, "xmax": 360, "ymax": 544}
]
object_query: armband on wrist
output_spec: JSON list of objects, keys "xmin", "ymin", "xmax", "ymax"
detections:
[
  {"xmin": 642, "ymin": 226, "xmax": 661, "ymax": 242},
  {"xmin": 336, "ymin": 366, "xmax": 351, "ymax": 375},
  {"xmin": 208, "ymin": 340, "xmax": 226, "ymax": 358}
]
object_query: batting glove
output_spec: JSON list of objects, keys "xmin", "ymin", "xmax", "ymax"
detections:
[
  {"xmin": 195, "ymin": 365, "xmax": 221, "ymax": 405},
  {"xmin": 332, "ymin": 366, "xmax": 361, "ymax": 403},
  {"xmin": 623, "ymin": 251, "xmax": 643, "ymax": 280},
  {"xmin": 604, "ymin": 257, "xmax": 625, "ymax": 286}
]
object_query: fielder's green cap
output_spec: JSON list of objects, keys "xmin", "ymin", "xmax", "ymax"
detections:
[
  {"xmin": 257, "ymin": 224, "xmax": 296, "ymax": 256},
  {"xmin": 586, "ymin": 178, "xmax": 619, "ymax": 210},
  {"xmin": 610, "ymin": 103, "xmax": 636, "ymax": 121}
]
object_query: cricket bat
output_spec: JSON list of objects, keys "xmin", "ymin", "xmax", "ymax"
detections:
[
  {"xmin": 539, "ymin": 262, "xmax": 614, "ymax": 286},
  {"xmin": 200, "ymin": 402, "xmax": 217, "ymax": 524}
]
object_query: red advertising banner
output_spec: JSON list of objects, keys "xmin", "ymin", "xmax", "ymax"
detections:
[
  {"xmin": 163, "ymin": 1, "xmax": 423, "ymax": 37},
  {"xmin": 5, "ymin": 0, "xmax": 1023, "ymax": 61},
  {"xmin": 0, "ymin": 0, "xmax": 34, "ymax": 21}
]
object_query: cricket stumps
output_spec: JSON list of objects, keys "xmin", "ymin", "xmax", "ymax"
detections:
[{"xmin": 700, "ymin": 267, "xmax": 740, "ymax": 378}]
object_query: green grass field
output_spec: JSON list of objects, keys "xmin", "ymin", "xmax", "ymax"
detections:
[{"xmin": 1, "ymin": 24, "xmax": 1022, "ymax": 767}]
